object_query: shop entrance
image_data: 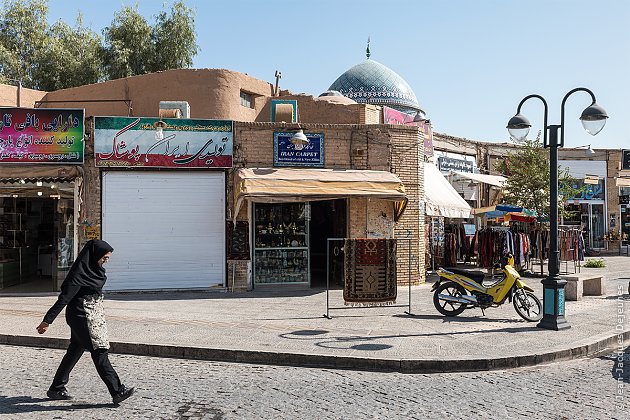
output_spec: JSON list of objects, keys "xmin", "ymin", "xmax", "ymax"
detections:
[
  {"xmin": 563, "ymin": 202, "xmax": 606, "ymax": 249},
  {"xmin": 309, "ymin": 199, "xmax": 347, "ymax": 287},
  {"xmin": 0, "ymin": 181, "xmax": 77, "ymax": 293},
  {"xmin": 621, "ymin": 187, "xmax": 630, "ymax": 245}
]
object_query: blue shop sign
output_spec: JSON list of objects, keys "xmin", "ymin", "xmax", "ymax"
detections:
[
  {"xmin": 273, "ymin": 132, "xmax": 324, "ymax": 167},
  {"xmin": 566, "ymin": 179, "xmax": 606, "ymax": 201}
]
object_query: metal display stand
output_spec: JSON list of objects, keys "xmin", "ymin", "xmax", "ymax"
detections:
[{"xmin": 323, "ymin": 237, "xmax": 413, "ymax": 319}]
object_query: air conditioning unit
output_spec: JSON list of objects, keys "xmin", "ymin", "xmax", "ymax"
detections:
[{"xmin": 159, "ymin": 101, "xmax": 190, "ymax": 119}]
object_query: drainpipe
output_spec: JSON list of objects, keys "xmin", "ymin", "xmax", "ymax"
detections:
[{"xmin": 7, "ymin": 79, "xmax": 22, "ymax": 107}]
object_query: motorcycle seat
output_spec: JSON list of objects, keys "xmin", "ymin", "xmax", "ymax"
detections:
[{"xmin": 444, "ymin": 267, "xmax": 485, "ymax": 284}]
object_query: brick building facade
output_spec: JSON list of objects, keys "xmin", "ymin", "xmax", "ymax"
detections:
[{"xmin": 0, "ymin": 67, "xmax": 624, "ymax": 293}]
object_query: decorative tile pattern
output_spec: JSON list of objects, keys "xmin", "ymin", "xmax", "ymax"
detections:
[{"xmin": 328, "ymin": 59, "xmax": 421, "ymax": 112}]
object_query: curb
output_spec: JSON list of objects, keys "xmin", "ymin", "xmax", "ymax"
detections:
[{"xmin": 2, "ymin": 329, "xmax": 629, "ymax": 374}]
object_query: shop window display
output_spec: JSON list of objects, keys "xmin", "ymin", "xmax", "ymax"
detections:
[
  {"xmin": 0, "ymin": 201, "xmax": 27, "ymax": 289},
  {"xmin": 254, "ymin": 203, "xmax": 309, "ymax": 284}
]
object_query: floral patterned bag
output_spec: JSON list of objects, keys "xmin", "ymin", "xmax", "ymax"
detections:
[{"xmin": 81, "ymin": 294, "xmax": 110, "ymax": 350}]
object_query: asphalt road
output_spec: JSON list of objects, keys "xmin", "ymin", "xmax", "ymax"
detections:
[{"xmin": 0, "ymin": 344, "xmax": 627, "ymax": 419}]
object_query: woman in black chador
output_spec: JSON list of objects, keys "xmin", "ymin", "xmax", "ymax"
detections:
[{"xmin": 36, "ymin": 239, "xmax": 135, "ymax": 404}]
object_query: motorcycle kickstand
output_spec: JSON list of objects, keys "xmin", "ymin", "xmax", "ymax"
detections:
[{"xmin": 480, "ymin": 307, "xmax": 486, "ymax": 317}]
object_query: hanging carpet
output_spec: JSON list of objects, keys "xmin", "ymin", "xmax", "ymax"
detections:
[{"xmin": 343, "ymin": 238, "xmax": 397, "ymax": 306}]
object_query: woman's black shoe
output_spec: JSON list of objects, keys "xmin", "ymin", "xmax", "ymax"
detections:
[
  {"xmin": 47, "ymin": 389, "xmax": 73, "ymax": 400},
  {"xmin": 112, "ymin": 385, "xmax": 135, "ymax": 404}
]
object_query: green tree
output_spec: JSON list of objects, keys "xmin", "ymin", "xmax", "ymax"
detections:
[
  {"xmin": 35, "ymin": 15, "xmax": 103, "ymax": 90},
  {"xmin": 0, "ymin": 0, "xmax": 49, "ymax": 88},
  {"xmin": 102, "ymin": 5, "xmax": 154, "ymax": 80},
  {"xmin": 0, "ymin": 0, "xmax": 199, "ymax": 89},
  {"xmin": 496, "ymin": 132, "xmax": 584, "ymax": 222},
  {"xmin": 152, "ymin": 1, "xmax": 198, "ymax": 71},
  {"xmin": 102, "ymin": 1, "xmax": 198, "ymax": 80}
]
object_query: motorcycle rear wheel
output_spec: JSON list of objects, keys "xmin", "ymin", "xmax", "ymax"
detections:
[
  {"xmin": 433, "ymin": 282, "xmax": 468, "ymax": 317},
  {"xmin": 513, "ymin": 289, "xmax": 543, "ymax": 322}
]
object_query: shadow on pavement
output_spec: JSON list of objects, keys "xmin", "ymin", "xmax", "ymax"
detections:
[
  {"xmin": 350, "ymin": 343, "xmax": 393, "ymax": 351},
  {"xmin": 0, "ymin": 395, "xmax": 114, "ymax": 414},
  {"xmin": 393, "ymin": 313, "xmax": 528, "ymax": 323},
  {"xmin": 599, "ymin": 346, "xmax": 630, "ymax": 384},
  {"xmin": 278, "ymin": 324, "xmax": 538, "ymax": 351}
]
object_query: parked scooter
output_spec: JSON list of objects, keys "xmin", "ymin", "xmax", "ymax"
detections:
[{"xmin": 431, "ymin": 254, "xmax": 542, "ymax": 321}]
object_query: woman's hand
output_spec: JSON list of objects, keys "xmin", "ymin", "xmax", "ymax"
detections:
[{"xmin": 36, "ymin": 322, "xmax": 49, "ymax": 334}]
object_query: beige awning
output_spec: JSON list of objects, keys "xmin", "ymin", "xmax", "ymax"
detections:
[
  {"xmin": 449, "ymin": 171, "xmax": 507, "ymax": 188},
  {"xmin": 424, "ymin": 163, "xmax": 472, "ymax": 218},
  {"xmin": 616, "ymin": 177, "xmax": 630, "ymax": 187},
  {"xmin": 233, "ymin": 167, "xmax": 408, "ymax": 222}
]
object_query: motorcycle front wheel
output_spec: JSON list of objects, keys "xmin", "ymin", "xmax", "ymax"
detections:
[
  {"xmin": 433, "ymin": 282, "xmax": 468, "ymax": 317},
  {"xmin": 513, "ymin": 289, "xmax": 543, "ymax": 322}
]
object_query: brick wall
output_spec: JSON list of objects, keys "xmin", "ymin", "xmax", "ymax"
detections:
[
  {"xmin": 390, "ymin": 127, "xmax": 424, "ymax": 284},
  {"xmin": 231, "ymin": 122, "xmax": 424, "ymax": 287},
  {"xmin": 81, "ymin": 118, "xmax": 101, "ymax": 246}
]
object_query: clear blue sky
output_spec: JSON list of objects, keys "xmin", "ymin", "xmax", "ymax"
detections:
[{"xmin": 47, "ymin": 0, "xmax": 629, "ymax": 149}]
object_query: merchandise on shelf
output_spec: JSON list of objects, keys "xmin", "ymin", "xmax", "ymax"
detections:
[{"xmin": 253, "ymin": 203, "xmax": 309, "ymax": 284}]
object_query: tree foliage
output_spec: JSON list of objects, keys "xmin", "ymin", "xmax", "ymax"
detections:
[
  {"xmin": 0, "ymin": 0, "xmax": 199, "ymax": 90},
  {"xmin": 152, "ymin": 1, "xmax": 198, "ymax": 71},
  {"xmin": 102, "ymin": 5, "xmax": 154, "ymax": 80},
  {"xmin": 36, "ymin": 15, "xmax": 104, "ymax": 90},
  {"xmin": 495, "ymin": 132, "xmax": 584, "ymax": 222},
  {"xmin": 0, "ymin": 0, "xmax": 49, "ymax": 88}
]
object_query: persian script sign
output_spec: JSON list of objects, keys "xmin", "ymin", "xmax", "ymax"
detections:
[
  {"xmin": 94, "ymin": 117, "xmax": 233, "ymax": 168},
  {"xmin": 382, "ymin": 106, "xmax": 433, "ymax": 157},
  {"xmin": 0, "ymin": 107, "xmax": 84, "ymax": 163},
  {"xmin": 437, "ymin": 156, "xmax": 474, "ymax": 173}
]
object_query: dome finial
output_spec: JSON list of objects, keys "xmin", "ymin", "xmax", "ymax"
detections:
[{"xmin": 366, "ymin": 36, "xmax": 371, "ymax": 59}]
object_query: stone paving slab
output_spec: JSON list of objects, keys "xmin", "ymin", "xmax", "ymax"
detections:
[{"xmin": 0, "ymin": 256, "xmax": 628, "ymax": 373}]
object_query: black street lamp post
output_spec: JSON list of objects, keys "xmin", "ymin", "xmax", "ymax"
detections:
[{"xmin": 506, "ymin": 88, "xmax": 608, "ymax": 331}]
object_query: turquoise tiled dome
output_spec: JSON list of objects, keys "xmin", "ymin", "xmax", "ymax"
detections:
[{"xmin": 327, "ymin": 59, "xmax": 422, "ymax": 113}]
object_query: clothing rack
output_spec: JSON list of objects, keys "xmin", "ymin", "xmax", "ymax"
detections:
[
  {"xmin": 527, "ymin": 226, "xmax": 585, "ymax": 275},
  {"xmin": 472, "ymin": 226, "xmax": 531, "ymax": 269},
  {"xmin": 427, "ymin": 218, "xmax": 475, "ymax": 271},
  {"xmin": 529, "ymin": 228, "xmax": 549, "ymax": 275},
  {"xmin": 558, "ymin": 225, "xmax": 584, "ymax": 274}
]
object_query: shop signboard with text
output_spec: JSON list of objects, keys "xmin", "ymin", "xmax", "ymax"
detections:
[
  {"xmin": 567, "ymin": 179, "xmax": 606, "ymax": 201},
  {"xmin": 0, "ymin": 107, "xmax": 84, "ymax": 163},
  {"xmin": 437, "ymin": 156, "xmax": 474, "ymax": 173},
  {"xmin": 94, "ymin": 117, "xmax": 233, "ymax": 168},
  {"xmin": 273, "ymin": 132, "xmax": 324, "ymax": 167},
  {"xmin": 383, "ymin": 106, "xmax": 433, "ymax": 157}
]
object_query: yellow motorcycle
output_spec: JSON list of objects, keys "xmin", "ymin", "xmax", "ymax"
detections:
[{"xmin": 431, "ymin": 254, "xmax": 542, "ymax": 321}]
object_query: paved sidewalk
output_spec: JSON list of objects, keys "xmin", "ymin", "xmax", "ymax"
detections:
[{"xmin": 0, "ymin": 257, "xmax": 628, "ymax": 373}]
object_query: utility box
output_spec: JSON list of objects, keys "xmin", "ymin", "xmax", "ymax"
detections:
[{"xmin": 159, "ymin": 101, "xmax": 190, "ymax": 119}]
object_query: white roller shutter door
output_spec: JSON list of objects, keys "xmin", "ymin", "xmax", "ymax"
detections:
[{"xmin": 102, "ymin": 171, "xmax": 225, "ymax": 290}]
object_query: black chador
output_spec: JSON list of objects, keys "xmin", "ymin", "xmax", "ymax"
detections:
[{"xmin": 38, "ymin": 239, "xmax": 134, "ymax": 404}]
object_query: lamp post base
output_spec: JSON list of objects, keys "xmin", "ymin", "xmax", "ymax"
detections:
[
  {"xmin": 537, "ymin": 315, "xmax": 571, "ymax": 331},
  {"xmin": 537, "ymin": 275, "xmax": 571, "ymax": 331}
]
